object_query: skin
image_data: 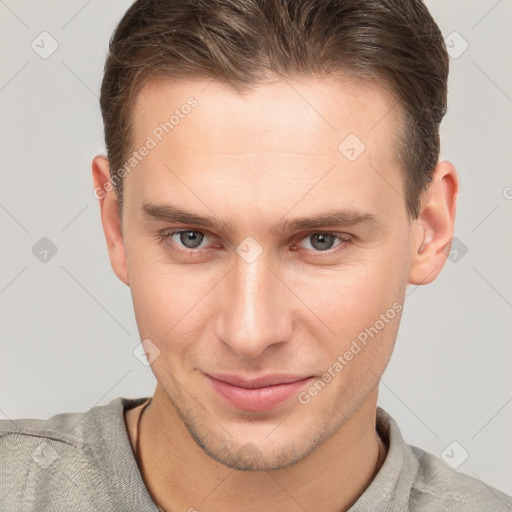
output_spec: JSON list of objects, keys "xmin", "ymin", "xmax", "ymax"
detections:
[{"xmin": 92, "ymin": 76, "xmax": 458, "ymax": 511}]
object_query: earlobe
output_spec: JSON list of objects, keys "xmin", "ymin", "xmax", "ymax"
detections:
[
  {"xmin": 408, "ymin": 161, "xmax": 458, "ymax": 286},
  {"xmin": 91, "ymin": 155, "xmax": 130, "ymax": 286}
]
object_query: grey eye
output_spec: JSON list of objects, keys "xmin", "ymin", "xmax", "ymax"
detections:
[
  {"xmin": 307, "ymin": 233, "xmax": 338, "ymax": 251},
  {"xmin": 178, "ymin": 230, "xmax": 205, "ymax": 248}
]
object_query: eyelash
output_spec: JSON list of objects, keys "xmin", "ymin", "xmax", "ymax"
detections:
[{"xmin": 156, "ymin": 229, "xmax": 352, "ymax": 257}]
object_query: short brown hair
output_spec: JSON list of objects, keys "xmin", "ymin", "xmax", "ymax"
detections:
[{"xmin": 100, "ymin": 0, "xmax": 449, "ymax": 219}]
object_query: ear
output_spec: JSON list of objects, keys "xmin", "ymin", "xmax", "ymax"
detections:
[
  {"xmin": 91, "ymin": 155, "xmax": 129, "ymax": 286},
  {"xmin": 408, "ymin": 161, "xmax": 459, "ymax": 285}
]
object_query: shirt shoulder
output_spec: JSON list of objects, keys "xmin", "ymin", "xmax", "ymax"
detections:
[
  {"xmin": 408, "ymin": 444, "xmax": 512, "ymax": 511},
  {"xmin": 0, "ymin": 408, "xmax": 86, "ymax": 446},
  {"xmin": 353, "ymin": 407, "xmax": 512, "ymax": 512},
  {"xmin": 0, "ymin": 396, "xmax": 155, "ymax": 512},
  {"xmin": 0, "ymin": 407, "xmax": 99, "ymax": 511}
]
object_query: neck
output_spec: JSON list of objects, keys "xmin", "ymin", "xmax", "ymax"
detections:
[{"xmin": 128, "ymin": 385, "xmax": 387, "ymax": 512}]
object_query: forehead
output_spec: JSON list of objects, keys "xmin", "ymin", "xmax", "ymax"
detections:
[
  {"xmin": 130, "ymin": 75, "xmax": 401, "ymax": 158},
  {"xmin": 124, "ymin": 76, "xmax": 406, "ymax": 227}
]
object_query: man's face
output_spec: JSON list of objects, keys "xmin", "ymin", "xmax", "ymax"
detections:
[{"xmin": 121, "ymin": 76, "xmax": 412, "ymax": 470}]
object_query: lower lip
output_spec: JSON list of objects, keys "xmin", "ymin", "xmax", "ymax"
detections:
[{"xmin": 206, "ymin": 375, "xmax": 313, "ymax": 412}]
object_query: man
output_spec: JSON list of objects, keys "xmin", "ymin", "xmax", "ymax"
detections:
[{"xmin": 1, "ymin": 0, "xmax": 511, "ymax": 510}]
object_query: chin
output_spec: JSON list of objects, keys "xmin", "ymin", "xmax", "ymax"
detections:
[
  {"xmin": 182, "ymin": 410, "xmax": 335, "ymax": 472},
  {"xmin": 194, "ymin": 436, "xmax": 312, "ymax": 472}
]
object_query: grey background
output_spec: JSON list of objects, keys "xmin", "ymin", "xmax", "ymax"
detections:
[{"xmin": 1, "ymin": 0, "xmax": 511, "ymax": 496}]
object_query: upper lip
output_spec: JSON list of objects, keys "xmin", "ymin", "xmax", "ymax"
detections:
[{"xmin": 206, "ymin": 373, "xmax": 312, "ymax": 389}]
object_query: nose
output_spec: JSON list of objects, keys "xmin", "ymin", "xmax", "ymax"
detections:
[{"xmin": 215, "ymin": 248, "xmax": 292, "ymax": 358}]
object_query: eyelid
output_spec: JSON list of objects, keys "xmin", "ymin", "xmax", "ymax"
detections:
[
  {"xmin": 159, "ymin": 228, "xmax": 352, "ymax": 256},
  {"xmin": 159, "ymin": 228, "xmax": 213, "ymax": 253},
  {"xmin": 295, "ymin": 232, "xmax": 351, "ymax": 250}
]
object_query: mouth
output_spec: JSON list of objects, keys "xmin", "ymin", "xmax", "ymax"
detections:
[{"xmin": 205, "ymin": 373, "xmax": 314, "ymax": 412}]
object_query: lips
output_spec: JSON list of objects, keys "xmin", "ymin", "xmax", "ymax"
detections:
[{"xmin": 206, "ymin": 373, "xmax": 313, "ymax": 412}]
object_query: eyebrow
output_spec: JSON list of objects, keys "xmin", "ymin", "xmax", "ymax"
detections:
[{"xmin": 141, "ymin": 202, "xmax": 379, "ymax": 235}]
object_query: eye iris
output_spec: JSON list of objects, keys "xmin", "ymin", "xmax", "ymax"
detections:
[
  {"xmin": 180, "ymin": 231, "xmax": 204, "ymax": 248},
  {"xmin": 310, "ymin": 233, "xmax": 336, "ymax": 250},
  {"xmin": 174, "ymin": 232, "xmax": 338, "ymax": 251}
]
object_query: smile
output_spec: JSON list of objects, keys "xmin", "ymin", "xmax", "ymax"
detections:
[{"xmin": 205, "ymin": 373, "xmax": 314, "ymax": 412}]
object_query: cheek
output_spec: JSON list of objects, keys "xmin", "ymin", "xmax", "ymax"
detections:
[
  {"xmin": 309, "ymin": 271, "xmax": 403, "ymax": 394},
  {"xmin": 128, "ymin": 269, "xmax": 213, "ymax": 384},
  {"xmin": 127, "ymin": 254, "xmax": 220, "ymax": 347},
  {"xmin": 319, "ymin": 279, "xmax": 401, "ymax": 352},
  {"xmin": 296, "ymin": 244, "xmax": 407, "ymax": 355}
]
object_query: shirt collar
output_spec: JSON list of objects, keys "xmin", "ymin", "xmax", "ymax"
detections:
[
  {"xmin": 85, "ymin": 398, "xmax": 418, "ymax": 511},
  {"xmin": 347, "ymin": 406, "xmax": 420, "ymax": 511}
]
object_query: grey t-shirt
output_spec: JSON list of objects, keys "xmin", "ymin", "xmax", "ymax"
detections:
[{"xmin": 1, "ymin": 397, "xmax": 510, "ymax": 511}]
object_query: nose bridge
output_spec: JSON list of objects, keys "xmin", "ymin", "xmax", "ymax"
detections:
[{"xmin": 217, "ymin": 249, "xmax": 287, "ymax": 357}]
